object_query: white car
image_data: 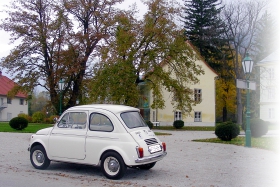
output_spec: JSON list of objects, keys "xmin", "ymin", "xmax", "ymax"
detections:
[{"xmin": 28, "ymin": 104, "xmax": 167, "ymax": 179}]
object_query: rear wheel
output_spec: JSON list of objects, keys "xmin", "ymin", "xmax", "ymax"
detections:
[
  {"xmin": 30, "ymin": 145, "xmax": 50, "ymax": 169},
  {"xmin": 101, "ymin": 152, "xmax": 127, "ymax": 180},
  {"xmin": 138, "ymin": 162, "xmax": 156, "ymax": 170}
]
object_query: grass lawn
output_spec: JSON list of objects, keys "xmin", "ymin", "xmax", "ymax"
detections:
[
  {"xmin": 193, "ymin": 136, "xmax": 280, "ymax": 152},
  {"xmin": 153, "ymin": 126, "xmax": 215, "ymax": 131},
  {"xmin": 0, "ymin": 122, "xmax": 53, "ymax": 133}
]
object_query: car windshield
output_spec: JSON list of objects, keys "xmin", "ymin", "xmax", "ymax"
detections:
[{"xmin": 120, "ymin": 111, "xmax": 147, "ymax": 129}]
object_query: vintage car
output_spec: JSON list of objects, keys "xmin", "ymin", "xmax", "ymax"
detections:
[{"xmin": 28, "ymin": 104, "xmax": 167, "ymax": 179}]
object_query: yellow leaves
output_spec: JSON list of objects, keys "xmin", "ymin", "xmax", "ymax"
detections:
[{"xmin": 216, "ymin": 77, "xmax": 237, "ymax": 117}]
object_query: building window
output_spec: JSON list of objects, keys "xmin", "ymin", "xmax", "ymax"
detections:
[
  {"xmin": 194, "ymin": 112, "xmax": 202, "ymax": 122},
  {"xmin": 269, "ymin": 108, "xmax": 275, "ymax": 119},
  {"xmin": 7, "ymin": 98, "xmax": 12, "ymax": 104},
  {"xmin": 268, "ymin": 68, "xmax": 275, "ymax": 80},
  {"xmin": 174, "ymin": 111, "xmax": 182, "ymax": 121},
  {"xmin": 7, "ymin": 113, "xmax": 12, "ymax": 120},
  {"xmin": 268, "ymin": 88, "xmax": 275, "ymax": 100},
  {"xmin": 194, "ymin": 89, "xmax": 202, "ymax": 102},
  {"xmin": 20, "ymin": 99, "xmax": 24, "ymax": 105}
]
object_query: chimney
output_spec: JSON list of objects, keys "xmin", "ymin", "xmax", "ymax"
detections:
[{"xmin": 0, "ymin": 70, "xmax": 2, "ymax": 77}]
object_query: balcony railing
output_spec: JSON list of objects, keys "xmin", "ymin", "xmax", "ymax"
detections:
[{"xmin": 0, "ymin": 103, "xmax": 8, "ymax": 111}]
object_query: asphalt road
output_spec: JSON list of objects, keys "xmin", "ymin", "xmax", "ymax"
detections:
[{"xmin": 0, "ymin": 131, "xmax": 279, "ymax": 187}]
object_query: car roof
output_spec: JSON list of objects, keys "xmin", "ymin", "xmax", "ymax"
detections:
[{"xmin": 66, "ymin": 104, "xmax": 139, "ymax": 114}]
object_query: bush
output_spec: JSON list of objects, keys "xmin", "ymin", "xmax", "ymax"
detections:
[
  {"xmin": 242, "ymin": 118, "xmax": 268, "ymax": 138},
  {"xmin": 44, "ymin": 118, "xmax": 52, "ymax": 124},
  {"xmin": 146, "ymin": 121, "xmax": 154, "ymax": 129},
  {"xmin": 173, "ymin": 120, "xmax": 184, "ymax": 129},
  {"xmin": 9, "ymin": 117, "xmax": 28, "ymax": 130},
  {"xmin": 215, "ymin": 121, "xmax": 240, "ymax": 141},
  {"xmin": 18, "ymin": 113, "xmax": 32, "ymax": 123},
  {"xmin": 32, "ymin": 111, "xmax": 45, "ymax": 123},
  {"xmin": 250, "ymin": 118, "xmax": 268, "ymax": 138}
]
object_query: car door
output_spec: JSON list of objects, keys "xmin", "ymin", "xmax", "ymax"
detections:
[{"xmin": 48, "ymin": 111, "xmax": 88, "ymax": 160}]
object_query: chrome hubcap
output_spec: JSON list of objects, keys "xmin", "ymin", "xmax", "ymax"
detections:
[
  {"xmin": 108, "ymin": 158, "xmax": 119, "ymax": 172},
  {"xmin": 36, "ymin": 152, "xmax": 44, "ymax": 163}
]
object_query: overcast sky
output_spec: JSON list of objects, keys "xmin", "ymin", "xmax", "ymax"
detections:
[{"xmin": 0, "ymin": 0, "xmax": 279, "ymax": 78}]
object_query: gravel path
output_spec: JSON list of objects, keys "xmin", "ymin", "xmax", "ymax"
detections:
[{"xmin": 0, "ymin": 131, "xmax": 279, "ymax": 187}]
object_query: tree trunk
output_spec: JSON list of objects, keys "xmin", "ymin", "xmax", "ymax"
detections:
[{"xmin": 222, "ymin": 106, "xmax": 227, "ymax": 122}]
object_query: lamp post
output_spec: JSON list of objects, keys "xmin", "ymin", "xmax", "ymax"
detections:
[
  {"xmin": 58, "ymin": 78, "xmax": 65, "ymax": 115},
  {"xmin": 242, "ymin": 53, "xmax": 254, "ymax": 147}
]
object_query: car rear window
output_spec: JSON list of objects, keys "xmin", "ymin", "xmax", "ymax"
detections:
[{"xmin": 120, "ymin": 111, "xmax": 147, "ymax": 129}]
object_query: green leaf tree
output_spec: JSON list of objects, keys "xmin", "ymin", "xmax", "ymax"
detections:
[
  {"xmin": 183, "ymin": 0, "xmax": 228, "ymax": 71},
  {"xmin": 89, "ymin": 0, "xmax": 204, "ymax": 113},
  {"xmin": 0, "ymin": 0, "xmax": 123, "ymax": 114}
]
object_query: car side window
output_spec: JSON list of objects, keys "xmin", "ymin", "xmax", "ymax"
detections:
[
  {"xmin": 57, "ymin": 112, "xmax": 87, "ymax": 129},
  {"xmin": 89, "ymin": 113, "xmax": 113, "ymax": 132}
]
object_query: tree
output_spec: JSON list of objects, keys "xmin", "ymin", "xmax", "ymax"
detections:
[
  {"xmin": 0, "ymin": 0, "xmax": 123, "ymax": 114},
  {"xmin": 253, "ymin": 11, "xmax": 278, "ymax": 62},
  {"xmin": 183, "ymin": 0, "xmax": 234, "ymax": 121},
  {"xmin": 183, "ymin": 0, "xmax": 228, "ymax": 71},
  {"xmin": 30, "ymin": 91, "xmax": 52, "ymax": 117},
  {"xmin": 89, "ymin": 0, "xmax": 204, "ymax": 113},
  {"xmin": 221, "ymin": 0, "xmax": 268, "ymax": 125},
  {"xmin": 216, "ymin": 66, "xmax": 236, "ymax": 122}
]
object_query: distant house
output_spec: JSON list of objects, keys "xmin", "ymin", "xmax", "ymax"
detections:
[
  {"xmin": 0, "ymin": 71, "xmax": 28, "ymax": 121},
  {"xmin": 138, "ymin": 53, "xmax": 218, "ymax": 127},
  {"xmin": 257, "ymin": 49, "xmax": 280, "ymax": 123}
]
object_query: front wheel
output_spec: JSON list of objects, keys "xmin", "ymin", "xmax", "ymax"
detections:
[
  {"xmin": 30, "ymin": 145, "xmax": 50, "ymax": 170},
  {"xmin": 138, "ymin": 162, "xmax": 156, "ymax": 170},
  {"xmin": 101, "ymin": 152, "xmax": 127, "ymax": 180}
]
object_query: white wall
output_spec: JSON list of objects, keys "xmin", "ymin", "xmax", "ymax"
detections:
[
  {"xmin": 150, "ymin": 58, "xmax": 217, "ymax": 126},
  {"xmin": 0, "ymin": 96, "xmax": 28, "ymax": 121}
]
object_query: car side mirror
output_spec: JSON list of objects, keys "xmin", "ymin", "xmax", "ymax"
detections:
[{"xmin": 53, "ymin": 117, "xmax": 59, "ymax": 124}]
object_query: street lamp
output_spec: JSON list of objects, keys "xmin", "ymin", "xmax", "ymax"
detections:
[
  {"xmin": 58, "ymin": 78, "xmax": 65, "ymax": 115},
  {"xmin": 242, "ymin": 53, "xmax": 254, "ymax": 147}
]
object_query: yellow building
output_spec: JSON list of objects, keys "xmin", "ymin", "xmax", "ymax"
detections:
[{"xmin": 139, "ymin": 55, "xmax": 218, "ymax": 127}]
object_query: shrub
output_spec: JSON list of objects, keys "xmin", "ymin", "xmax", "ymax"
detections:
[
  {"xmin": 44, "ymin": 115, "xmax": 59, "ymax": 124},
  {"xmin": 250, "ymin": 118, "xmax": 268, "ymax": 138},
  {"xmin": 215, "ymin": 121, "xmax": 240, "ymax": 141},
  {"xmin": 9, "ymin": 117, "xmax": 28, "ymax": 130},
  {"xmin": 146, "ymin": 121, "xmax": 154, "ymax": 129},
  {"xmin": 242, "ymin": 118, "xmax": 268, "ymax": 138},
  {"xmin": 18, "ymin": 113, "xmax": 32, "ymax": 123},
  {"xmin": 32, "ymin": 111, "xmax": 45, "ymax": 123},
  {"xmin": 173, "ymin": 120, "xmax": 184, "ymax": 129},
  {"xmin": 44, "ymin": 118, "xmax": 52, "ymax": 124}
]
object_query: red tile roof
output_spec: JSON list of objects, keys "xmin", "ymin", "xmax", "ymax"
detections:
[{"xmin": 0, "ymin": 74, "xmax": 27, "ymax": 98}]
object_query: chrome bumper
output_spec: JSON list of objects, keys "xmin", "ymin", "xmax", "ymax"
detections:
[{"xmin": 135, "ymin": 152, "xmax": 167, "ymax": 163}]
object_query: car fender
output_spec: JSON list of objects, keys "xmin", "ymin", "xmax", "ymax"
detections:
[
  {"xmin": 99, "ymin": 144, "xmax": 139, "ymax": 166},
  {"xmin": 29, "ymin": 134, "xmax": 50, "ymax": 158}
]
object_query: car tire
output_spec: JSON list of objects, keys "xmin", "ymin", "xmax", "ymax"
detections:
[
  {"xmin": 30, "ymin": 145, "xmax": 50, "ymax": 170},
  {"xmin": 101, "ymin": 151, "xmax": 127, "ymax": 180},
  {"xmin": 138, "ymin": 162, "xmax": 156, "ymax": 170}
]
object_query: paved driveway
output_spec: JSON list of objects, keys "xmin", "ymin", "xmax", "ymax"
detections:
[{"xmin": 0, "ymin": 131, "xmax": 279, "ymax": 187}]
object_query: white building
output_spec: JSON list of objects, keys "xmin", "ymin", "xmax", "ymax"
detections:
[
  {"xmin": 0, "ymin": 71, "xmax": 28, "ymax": 121},
  {"xmin": 138, "ymin": 51, "xmax": 218, "ymax": 127},
  {"xmin": 257, "ymin": 49, "xmax": 280, "ymax": 124}
]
